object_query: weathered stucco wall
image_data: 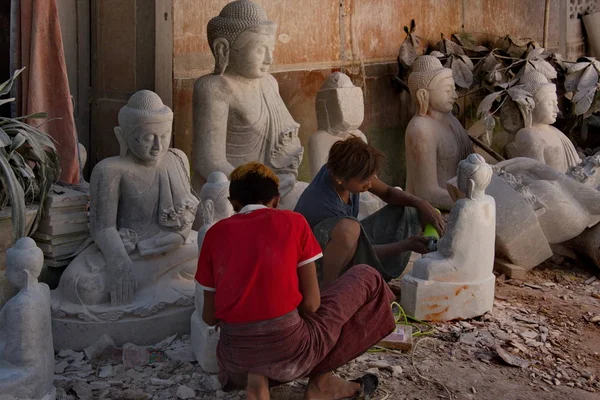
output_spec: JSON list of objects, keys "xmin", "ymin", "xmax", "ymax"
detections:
[{"xmin": 170, "ymin": 0, "xmax": 560, "ymax": 185}]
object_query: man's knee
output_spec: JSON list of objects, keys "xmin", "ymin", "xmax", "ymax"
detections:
[{"xmin": 330, "ymin": 218, "xmax": 361, "ymax": 247}]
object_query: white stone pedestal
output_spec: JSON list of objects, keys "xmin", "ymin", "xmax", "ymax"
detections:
[
  {"xmin": 190, "ymin": 310, "xmax": 219, "ymax": 374},
  {"xmin": 400, "ymin": 274, "xmax": 495, "ymax": 322}
]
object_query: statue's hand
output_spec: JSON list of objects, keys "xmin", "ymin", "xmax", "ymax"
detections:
[
  {"xmin": 138, "ymin": 231, "xmax": 185, "ymax": 256},
  {"xmin": 107, "ymin": 258, "xmax": 136, "ymax": 306}
]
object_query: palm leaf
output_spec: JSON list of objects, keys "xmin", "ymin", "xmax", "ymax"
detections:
[
  {"xmin": 0, "ymin": 67, "xmax": 25, "ymax": 97},
  {"xmin": 0, "ymin": 148, "xmax": 26, "ymax": 240}
]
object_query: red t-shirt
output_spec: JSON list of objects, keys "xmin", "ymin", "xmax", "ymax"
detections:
[{"xmin": 195, "ymin": 206, "xmax": 323, "ymax": 324}]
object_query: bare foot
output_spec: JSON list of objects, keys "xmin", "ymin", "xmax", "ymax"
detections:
[
  {"xmin": 304, "ymin": 372, "xmax": 360, "ymax": 400},
  {"xmin": 247, "ymin": 373, "xmax": 270, "ymax": 400}
]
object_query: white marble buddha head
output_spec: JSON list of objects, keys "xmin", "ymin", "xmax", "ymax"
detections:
[
  {"xmin": 115, "ymin": 90, "xmax": 173, "ymax": 163},
  {"xmin": 207, "ymin": 0, "xmax": 277, "ymax": 77},
  {"xmin": 316, "ymin": 72, "xmax": 364, "ymax": 135},
  {"xmin": 408, "ymin": 55, "xmax": 457, "ymax": 116},
  {"xmin": 520, "ymin": 71, "xmax": 558, "ymax": 126},
  {"xmin": 199, "ymin": 171, "xmax": 234, "ymax": 225},
  {"xmin": 5, "ymin": 237, "xmax": 43, "ymax": 290},
  {"xmin": 457, "ymin": 154, "xmax": 493, "ymax": 200}
]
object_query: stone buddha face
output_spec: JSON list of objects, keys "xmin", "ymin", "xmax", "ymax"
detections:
[
  {"xmin": 426, "ymin": 75, "xmax": 458, "ymax": 114},
  {"xmin": 5, "ymin": 238, "xmax": 43, "ymax": 290},
  {"xmin": 115, "ymin": 90, "xmax": 173, "ymax": 162},
  {"xmin": 126, "ymin": 121, "xmax": 172, "ymax": 162},
  {"xmin": 408, "ymin": 56, "xmax": 458, "ymax": 117},
  {"xmin": 226, "ymin": 28, "xmax": 276, "ymax": 79},
  {"xmin": 457, "ymin": 154, "xmax": 492, "ymax": 199},
  {"xmin": 532, "ymin": 84, "xmax": 559, "ymax": 125}
]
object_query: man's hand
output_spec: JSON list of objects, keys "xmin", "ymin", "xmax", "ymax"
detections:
[
  {"xmin": 417, "ymin": 200, "xmax": 446, "ymax": 236},
  {"xmin": 406, "ymin": 235, "xmax": 435, "ymax": 255},
  {"xmin": 107, "ymin": 258, "xmax": 136, "ymax": 306}
]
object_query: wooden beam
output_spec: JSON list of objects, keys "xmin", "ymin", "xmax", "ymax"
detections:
[{"xmin": 155, "ymin": 0, "xmax": 173, "ymax": 109}]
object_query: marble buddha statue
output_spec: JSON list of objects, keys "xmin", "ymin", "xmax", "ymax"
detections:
[
  {"xmin": 191, "ymin": 171, "xmax": 233, "ymax": 373},
  {"xmin": 0, "ymin": 238, "xmax": 55, "ymax": 399},
  {"xmin": 402, "ymin": 154, "xmax": 496, "ymax": 321},
  {"xmin": 193, "ymin": 0, "xmax": 307, "ymax": 210},
  {"xmin": 506, "ymin": 71, "xmax": 581, "ymax": 173},
  {"xmin": 308, "ymin": 72, "xmax": 368, "ymax": 178},
  {"xmin": 405, "ymin": 55, "xmax": 473, "ymax": 210},
  {"xmin": 308, "ymin": 72, "xmax": 384, "ymax": 218},
  {"xmin": 51, "ymin": 90, "xmax": 199, "ymax": 348}
]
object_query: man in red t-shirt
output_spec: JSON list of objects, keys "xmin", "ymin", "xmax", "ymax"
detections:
[{"xmin": 196, "ymin": 162, "xmax": 396, "ymax": 400}]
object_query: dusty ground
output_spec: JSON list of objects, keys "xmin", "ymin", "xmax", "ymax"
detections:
[{"xmin": 53, "ymin": 257, "xmax": 600, "ymax": 400}]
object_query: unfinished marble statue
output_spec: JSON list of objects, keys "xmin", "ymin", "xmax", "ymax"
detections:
[
  {"xmin": 51, "ymin": 90, "xmax": 200, "ymax": 350},
  {"xmin": 193, "ymin": 0, "xmax": 307, "ymax": 210},
  {"xmin": 505, "ymin": 71, "xmax": 581, "ymax": 173},
  {"xmin": 448, "ymin": 156, "xmax": 600, "ymax": 269},
  {"xmin": 567, "ymin": 151, "xmax": 600, "ymax": 190},
  {"xmin": 309, "ymin": 72, "xmax": 367, "ymax": 178},
  {"xmin": 0, "ymin": 238, "xmax": 55, "ymax": 400},
  {"xmin": 405, "ymin": 55, "xmax": 473, "ymax": 210},
  {"xmin": 191, "ymin": 171, "xmax": 233, "ymax": 373},
  {"xmin": 308, "ymin": 72, "xmax": 385, "ymax": 219},
  {"xmin": 402, "ymin": 154, "xmax": 496, "ymax": 321}
]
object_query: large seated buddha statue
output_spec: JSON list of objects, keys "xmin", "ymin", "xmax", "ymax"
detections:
[
  {"xmin": 51, "ymin": 90, "xmax": 200, "ymax": 349},
  {"xmin": 405, "ymin": 56, "xmax": 474, "ymax": 211},
  {"xmin": 505, "ymin": 70, "xmax": 581, "ymax": 173},
  {"xmin": 193, "ymin": 0, "xmax": 307, "ymax": 211}
]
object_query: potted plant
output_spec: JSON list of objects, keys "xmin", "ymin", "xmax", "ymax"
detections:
[{"xmin": 0, "ymin": 67, "xmax": 60, "ymax": 243}]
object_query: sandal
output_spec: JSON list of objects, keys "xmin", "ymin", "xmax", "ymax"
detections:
[{"xmin": 349, "ymin": 373, "xmax": 379, "ymax": 399}]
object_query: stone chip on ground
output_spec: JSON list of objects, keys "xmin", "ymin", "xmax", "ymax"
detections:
[{"xmin": 176, "ymin": 385, "xmax": 196, "ymax": 399}]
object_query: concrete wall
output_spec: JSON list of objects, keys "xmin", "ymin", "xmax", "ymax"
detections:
[
  {"xmin": 89, "ymin": 0, "xmax": 561, "ymax": 184},
  {"xmin": 169, "ymin": 0, "xmax": 560, "ymax": 185}
]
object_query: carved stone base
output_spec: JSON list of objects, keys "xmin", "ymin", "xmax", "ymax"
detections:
[
  {"xmin": 52, "ymin": 306, "xmax": 194, "ymax": 350},
  {"xmin": 400, "ymin": 274, "xmax": 495, "ymax": 322},
  {"xmin": 190, "ymin": 310, "xmax": 219, "ymax": 374}
]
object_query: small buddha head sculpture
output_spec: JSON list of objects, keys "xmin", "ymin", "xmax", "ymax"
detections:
[
  {"xmin": 316, "ymin": 72, "xmax": 364, "ymax": 135},
  {"xmin": 5, "ymin": 237, "xmax": 43, "ymax": 290},
  {"xmin": 115, "ymin": 90, "xmax": 173, "ymax": 163},
  {"xmin": 207, "ymin": 0, "xmax": 277, "ymax": 77},
  {"xmin": 408, "ymin": 55, "xmax": 457, "ymax": 116},
  {"xmin": 520, "ymin": 70, "xmax": 558, "ymax": 126},
  {"xmin": 457, "ymin": 154, "xmax": 493, "ymax": 200},
  {"xmin": 199, "ymin": 171, "xmax": 234, "ymax": 225}
]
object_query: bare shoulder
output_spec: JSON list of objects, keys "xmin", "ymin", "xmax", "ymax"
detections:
[
  {"xmin": 194, "ymin": 74, "xmax": 232, "ymax": 102},
  {"xmin": 515, "ymin": 127, "xmax": 543, "ymax": 143},
  {"xmin": 405, "ymin": 116, "xmax": 439, "ymax": 143}
]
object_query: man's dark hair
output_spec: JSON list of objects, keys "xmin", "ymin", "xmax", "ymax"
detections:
[
  {"xmin": 229, "ymin": 162, "xmax": 280, "ymax": 206},
  {"xmin": 326, "ymin": 137, "xmax": 385, "ymax": 180}
]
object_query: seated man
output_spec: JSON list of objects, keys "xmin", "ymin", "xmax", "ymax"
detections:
[
  {"xmin": 196, "ymin": 162, "xmax": 395, "ymax": 400},
  {"xmin": 295, "ymin": 137, "xmax": 446, "ymax": 287}
]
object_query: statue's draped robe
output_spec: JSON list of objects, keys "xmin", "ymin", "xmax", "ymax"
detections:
[
  {"xmin": 52, "ymin": 151, "xmax": 199, "ymax": 322},
  {"xmin": 226, "ymin": 76, "xmax": 303, "ymax": 197}
]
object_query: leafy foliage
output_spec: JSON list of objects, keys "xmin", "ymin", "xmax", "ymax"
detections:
[{"xmin": 0, "ymin": 68, "xmax": 61, "ymax": 241}]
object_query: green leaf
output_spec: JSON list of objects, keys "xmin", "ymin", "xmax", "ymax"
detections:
[
  {"xmin": 577, "ymin": 65, "xmax": 599, "ymax": 92},
  {"xmin": 0, "ymin": 127, "xmax": 11, "ymax": 147},
  {"xmin": 0, "ymin": 98, "xmax": 15, "ymax": 107},
  {"xmin": 0, "ymin": 67, "xmax": 25, "ymax": 97},
  {"xmin": 9, "ymin": 132, "xmax": 26, "ymax": 155},
  {"xmin": 0, "ymin": 147, "xmax": 26, "ymax": 240}
]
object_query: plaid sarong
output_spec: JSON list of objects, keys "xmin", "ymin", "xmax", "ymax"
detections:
[{"xmin": 217, "ymin": 265, "xmax": 396, "ymax": 387}]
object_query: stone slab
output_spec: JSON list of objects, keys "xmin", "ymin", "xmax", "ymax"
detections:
[
  {"xmin": 52, "ymin": 306, "xmax": 194, "ymax": 350},
  {"xmin": 494, "ymin": 258, "xmax": 528, "ymax": 280},
  {"xmin": 448, "ymin": 175, "xmax": 553, "ymax": 269},
  {"xmin": 400, "ymin": 274, "xmax": 495, "ymax": 322}
]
